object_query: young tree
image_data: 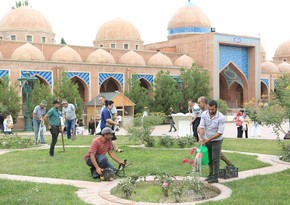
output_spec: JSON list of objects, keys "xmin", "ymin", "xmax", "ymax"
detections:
[
  {"xmin": 124, "ymin": 74, "xmax": 150, "ymax": 114},
  {"xmin": 0, "ymin": 76, "xmax": 21, "ymax": 122},
  {"xmin": 153, "ymin": 70, "xmax": 182, "ymax": 113},
  {"xmin": 60, "ymin": 37, "xmax": 67, "ymax": 45},
  {"xmin": 179, "ymin": 64, "xmax": 211, "ymax": 112},
  {"xmin": 12, "ymin": 0, "xmax": 29, "ymax": 9},
  {"xmin": 29, "ymin": 80, "xmax": 54, "ymax": 114},
  {"xmin": 53, "ymin": 72, "xmax": 83, "ymax": 118}
]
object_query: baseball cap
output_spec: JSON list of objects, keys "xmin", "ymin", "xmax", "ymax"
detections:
[
  {"xmin": 52, "ymin": 100, "xmax": 60, "ymax": 105},
  {"xmin": 41, "ymin": 100, "xmax": 47, "ymax": 106},
  {"xmin": 101, "ymin": 127, "xmax": 115, "ymax": 135},
  {"xmin": 61, "ymin": 100, "xmax": 68, "ymax": 104}
]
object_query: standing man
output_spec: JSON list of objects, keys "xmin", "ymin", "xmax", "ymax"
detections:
[
  {"xmin": 61, "ymin": 100, "xmax": 76, "ymax": 140},
  {"xmin": 198, "ymin": 100, "xmax": 225, "ymax": 183},
  {"xmin": 84, "ymin": 127, "xmax": 124, "ymax": 179},
  {"xmin": 32, "ymin": 100, "xmax": 47, "ymax": 144},
  {"xmin": 0, "ymin": 112, "xmax": 4, "ymax": 133},
  {"xmin": 188, "ymin": 100, "xmax": 201, "ymax": 141},
  {"xmin": 44, "ymin": 100, "xmax": 61, "ymax": 157}
]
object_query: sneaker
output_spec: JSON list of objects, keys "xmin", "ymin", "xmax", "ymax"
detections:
[
  {"xmin": 92, "ymin": 171, "xmax": 100, "ymax": 179},
  {"xmin": 208, "ymin": 177, "xmax": 218, "ymax": 183}
]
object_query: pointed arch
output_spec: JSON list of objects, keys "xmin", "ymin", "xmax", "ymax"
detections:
[
  {"xmin": 261, "ymin": 81, "xmax": 268, "ymax": 99},
  {"xmin": 139, "ymin": 78, "xmax": 151, "ymax": 90},
  {"xmin": 70, "ymin": 76, "xmax": 89, "ymax": 103},
  {"xmin": 100, "ymin": 77, "xmax": 122, "ymax": 93}
]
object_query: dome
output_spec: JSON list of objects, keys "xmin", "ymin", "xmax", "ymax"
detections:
[
  {"xmin": 11, "ymin": 43, "xmax": 45, "ymax": 61},
  {"xmin": 174, "ymin": 54, "xmax": 195, "ymax": 68},
  {"xmin": 167, "ymin": 2, "xmax": 211, "ymax": 37},
  {"xmin": 118, "ymin": 50, "xmax": 146, "ymax": 66},
  {"xmin": 87, "ymin": 49, "xmax": 115, "ymax": 64},
  {"xmin": 51, "ymin": 45, "xmax": 82, "ymax": 62},
  {"xmin": 95, "ymin": 18, "xmax": 142, "ymax": 42},
  {"xmin": 147, "ymin": 52, "xmax": 173, "ymax": 66},
  {"xmin": 278, "ymin": 62, "xmax": 290, "ymax": 73},
  {"xmin": 274, "ymin": 40, "xmax": 290, "ymax": 58},
  {"xmin": 260, "ymin": 61, "xmax": 279, "ymax": 73},
  {"xmin": 0, "ymin": 6, "xmax": 55, "ymax": 43}
]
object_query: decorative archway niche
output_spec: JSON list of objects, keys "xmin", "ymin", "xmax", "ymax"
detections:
[
  {"xmin": 70, "ymin": 76, "xmax": 88, "ymax": 103},
  {"xmin": 100, "ymin": 77, "xmax": 122, "ymax": 93},
  {"xmin": 261, "ymin": 82, "xmax": 268, "ymax": 99}
]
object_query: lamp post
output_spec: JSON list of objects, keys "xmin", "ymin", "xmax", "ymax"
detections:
[{"xmin": 18, "ymin": 72, "xmax": 38, "ymax": 131}]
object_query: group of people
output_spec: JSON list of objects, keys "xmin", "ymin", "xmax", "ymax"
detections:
[
  {"xmin": 32, "ymin": 99, "xmax": 77, "ymax": 156},
  {"xmin": 0, "ymin": 111, "xmax": 14, "ymax": 134}
]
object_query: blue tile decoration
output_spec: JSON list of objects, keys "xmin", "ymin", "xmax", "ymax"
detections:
[
  {"xmin": 67, "ymin": 72, "xmax": 90, "ymax": 88},
  {"xmin": 168, "ymin": 27, "xmax": 211, "ymax": 35},
  {"xmin": 0, "ymin": 70, "xmax": 9, "ymax": 78},
  {"xmin": 99, "ymin": 73, "xmax": 124, "ymax": 88},
  {"xmin": 261, "ymin": 79, "xmax": 269, "ymax": 88},
  {"xmin": 274, "ymin": 79, "xmax": 278, "ymax": 87},
  {"xmin": 220, "ymin": 45, "xmax": 249, "ymax": 79},
  {"xmin": 221, "ymin": 65, "xmax": 243, "ymax": 88},
  {"xmin": 137, "ymin": 74, "xmax": 154, "ymax": 85},
  {"xmin": 21, "ymin": 70, "xmax": 52, "ymax": 87}
]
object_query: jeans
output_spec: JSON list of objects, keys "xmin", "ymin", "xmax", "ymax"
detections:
[
  {"xmin": 66, "ymin": 119, "xmax": 75, "ymax": 139},
  {"xmin": 86, "ymin": 155, "xmax": 115, "ymax": 177},
  {"xmin": 206, "ymin": 140, "xmax": 223, "ymax": 178},
  {"xmin": 49, "ymin": 125, "xmax": 59, "ymax": 156},
  {"xmin": 33, "ymin": 119, "xmax": 45, "ymax": 143},
  {"xmin": 169, "ymin": 119, "xmax": 176, "ymax": 131}
]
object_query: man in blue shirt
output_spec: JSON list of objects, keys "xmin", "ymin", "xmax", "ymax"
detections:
[
  {"xmin": 44, "ymin": 100, "xmax": 61, "ymax": 157},
  {"xmin": 61, "ymin": 100, "xmax": 76, "ymax": 140},
  {"xmin": 198, "ymin": 100, "xmax": 225, "ymax": 183}
]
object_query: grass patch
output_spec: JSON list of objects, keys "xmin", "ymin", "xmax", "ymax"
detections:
[
  {"xmin": 0, "ymin": 179, "xmax": 88, "ymax": 205},
  {"xmin": 203, "ymin": 169, "xmax": 290, "ymax": 205}
]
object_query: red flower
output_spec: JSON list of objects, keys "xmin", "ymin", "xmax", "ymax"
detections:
[
  {"xmin": 197, "ymin": 153, "xmax": 203, "ymax": 159},
  {"xmin": 189, "ymin": 160, "xmax": 195, "ymax": 167},
  {"xmin": 190, "ymin": 147, "xmax": 197, "ymax": 155},
  {"xmin": 182, "ymin": 158, "xmax": 189, "ymax": 163}
]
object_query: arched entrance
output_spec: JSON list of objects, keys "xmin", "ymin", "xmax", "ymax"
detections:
[
  {"xmin": 139, "ymin": 78, "xmax": 151, "ymax": 90},
  {"xmin": 219, "ymin": 63, "xmax": 248, "ymax": 108},
  {"xmin": 261, "ymin": 82, "xmax": 268, "ymax": 98},
  {"xmin": 70, "ymin": 76, "xmax": 87, "ymax": 102},
  {"xmin": 100, "ymin": 77, "xmax": 122, "ymax": 92}
]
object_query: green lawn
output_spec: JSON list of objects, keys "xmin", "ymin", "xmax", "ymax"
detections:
[{"xmin": 0, "ymin": 135, "xmax": 289, "ymax": 204}]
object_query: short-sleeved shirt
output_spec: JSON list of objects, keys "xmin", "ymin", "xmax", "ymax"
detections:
[
  {"xmin": 100, "ymin": 107, "xmax": 112, "ymax": 129},
  {"xmin": 62, "ymin": 104, "xmax": 75, "ymax": 120},
  {"xmin": 47, "ymin": 107, "xmax": 60, "ymax": 126},
  {"xmin": 84, "ymin": 137, "xmax": 113, "ymax": 161},
  {"xmin": 198, "ymin": 110, "xmax": 225, "ymax": 141},
  {"xmin": 33, "ymin": 105, "xmax": 46, "ymax": 120},
  {"xmin": 192, "ymin": 103, "xmax": 201, "ymax": 118}
]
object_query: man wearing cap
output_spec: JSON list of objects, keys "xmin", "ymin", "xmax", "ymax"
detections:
[
  {"xmin": 61, "ymin": 100, "xmax": 76, "ymax": 140},
  {"xmin": 84, "ymin": 127, "xmax": 124, "ymax": 179},
  {"xmin": 32, "ymin": 100, "xmax": 47, "ymax": 144},
  {"xmin": 44, "ymin": 100, "xmax": 61, "ymax": 157}
]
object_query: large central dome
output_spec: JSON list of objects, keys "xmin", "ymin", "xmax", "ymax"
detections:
[
  {"xmin": 167, "ymin": 2, "xmax": 211, "ymax": 38},
  {"xmin": 94, "ymin": 18, "xmax": 143, "ymax": 50},
  {"xmin": 0, "ymin": 6, "xmax": 55, "ymax": 43}
]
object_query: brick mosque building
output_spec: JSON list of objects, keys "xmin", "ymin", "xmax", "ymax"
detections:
[{"xmin": 0, "ymin": 1, "xmax": 289, "ymax": 129}]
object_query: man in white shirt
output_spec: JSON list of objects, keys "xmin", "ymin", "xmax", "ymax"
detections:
[{"xmin": 61, "ymin": 100, "xmax": 76, "ymax": 140}]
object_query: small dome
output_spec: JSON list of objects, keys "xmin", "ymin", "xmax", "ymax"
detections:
[
  {"xmin": 51, "ymin": 45, "xmax": 82, "ymax": 62},
  {"xmin": 118, "ymin": 50, "xmax": 146, "ymax": 66},
  {"xmin": 95, "ymin": 18, "xmax": 141, "ymax": 42},
  {"xmin": 274, "ymin": 40, "xmax": 290, "ymax": 58},
  {"xmin": 168, "ymin": 2, "xmax": 211, "ymax": 37},
  {"xmin": 87, "ymin": 49, "xmax": 115, "ymax": 64},
  {"xmin": 260, "ymin": 61, "xmax": 279, "ymax": 73},
  {"xmin": 11, "ymin": 43, "xmax": 45, "ymax": 61},
  {"xmin": 174, "ymin": 54, "xmax": 195, "ymax": 68},
  {"xmin": 147, "ymin": 52, "xmax": 173, "ymax": 66},
  {"xmin": 278, "ymin": 62, "xmax": 290, "ymax": 73}
]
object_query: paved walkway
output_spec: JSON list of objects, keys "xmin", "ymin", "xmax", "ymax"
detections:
[{"xmin": 1, "ymin": 145, "xmax": 290, "ymax": 204}]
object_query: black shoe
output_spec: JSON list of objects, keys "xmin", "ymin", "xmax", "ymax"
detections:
[
  {"xmin": 92, "ymin": 171, "xmax": 99, "ymax": 179},
  {"xmin": 168, "ymin": 130, "xmax": 171, "ymax": 132},
  {"xmin": 208, "ymin": 177, "xmax": 218, "ymax": 183},
  {"xmin": 204, "ymin": 175, "xmax": 213, "ymax": 181},
  {"xmin": 174, "ymin": 130, "xmax": 177, "ymax": 132}
]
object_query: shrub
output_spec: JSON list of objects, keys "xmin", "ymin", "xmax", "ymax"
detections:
[
  {"xmin": 159, "ymin": 135, "xmax": 174, "ymax": 147},
  {"xmin": 217, "ymin": 99, "xmax": 229, "ymax": 115},
  {"xmin": 0, "ymin": 135, "xmax": 34, "ymax": 149},
  {"xmin": 117, "ymin": 177, "xmax": 136, "ymax": 199}
]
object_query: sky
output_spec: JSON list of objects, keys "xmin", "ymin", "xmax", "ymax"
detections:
[{"xmin": 0, "ymin": 0, "xmax": 289, "ymax": 60}]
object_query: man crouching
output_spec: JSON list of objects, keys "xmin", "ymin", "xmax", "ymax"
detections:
[{"xmin": 84, "ymin": 127, "xmax": 124, "ymax": 179}]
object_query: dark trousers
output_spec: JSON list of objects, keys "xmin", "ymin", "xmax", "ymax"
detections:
[
  {"xmin": 86, "ymin": 155, "xmax": 115, "ymax": 177},
  {"xmin": 49, "ymin": 125, "xmax": 59, "ymax": 156},
  {"xmin": 206, "ymin": 140, "xmax": 223, "ymax": 178},
  {"xmin": 193, "ymin": 117, "xmax": 201, "ymax": 141},
  {"xmin": 237, "ymin": 126, "xmax": 243, "ymax": 138},
  {"xmin": 169, "ymin": 119, "xmax": 176, "ymax": 131}
]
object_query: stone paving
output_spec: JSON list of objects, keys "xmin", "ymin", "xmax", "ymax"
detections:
[{"xmin": 1, "ymin": 123, "xmax": 290, "ymax": 204}]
